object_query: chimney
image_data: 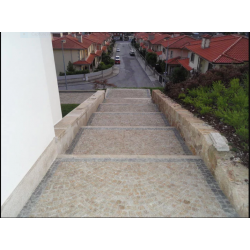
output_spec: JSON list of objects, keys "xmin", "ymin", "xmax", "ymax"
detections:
[
  {"xmin": 76, "ymin": 35, "xmax": 82, "ymax": 43},
  {"xmin": 201, "ymin": 34, "xmax": 212, "ymax": 48},
  {"xmin": 148, "ymin": 34, "xmax": 155, "ymax": 41}
]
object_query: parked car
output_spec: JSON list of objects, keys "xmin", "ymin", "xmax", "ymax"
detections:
[
  {"xmin": 130, "ymin": 50, "xmax": 135, "ymax": 56},
  {"xmin": 115, "ymin": 56, "xmax": 120, "ymax": 64},
  {"xmin": 116, "ymin": 48, "xmax": 120, "ymax": 52}
]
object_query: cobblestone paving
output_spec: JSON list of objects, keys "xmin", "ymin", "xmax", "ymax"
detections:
[
  {"xmin": 97, "ymin": 104, "xmax": 159, "ymax": 112},
  {"xmin": 18, "ymin": 89, "xmax": 238, "ymax": 217},
  {"xmin": 71, "ymin": 128, "xmax": 189, "ymax": 155},
  {"xmin": 104, "ymin": 98, "xmax": 153, "ymax": 104},
  {"xmin": 88, "ymin": 113, "xmax": 168, "ymax": 127},
  {"xmin": 18, "ymin": 158, "xmax": 237, "ymax": 217},
  {"xmin": 59, "ymin": 92, "xmax": 96, "ymax": 104},
  {"xmin": 106, "ymin": 89, "xmax": 150, "ymax": 99}
]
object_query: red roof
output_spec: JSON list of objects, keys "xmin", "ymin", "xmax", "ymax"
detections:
[
  {"xmin": 165, "ymin": 56, "xmax": 193, "ymax": 71},
  {"xmin": 149, "ymin": 34, "xmax": 171, "ymax": 44},
  {"xmin": 52, "ymin": 36, "xmax": 88, "ymax": 50},
  {"xmin": 161, "ymin": 35, "xmax": 196, "ymax": 49},
  {"xmin": 178, "ymin": 58, "xmax": 193, "ymax": 71},
  {"xmin": 155, "ymin": 51, "xmax": 162, "ymax": 56},
  {"xmin": 95, "ymin": 50, "xmax": 102, "ymax": 57},
  {"xmin": 86, "ymin": 53, "xmax": 96, "ymax": 64},
  {"xmin": 185, "ymin": 35, "xmax": 249, "ymax": 63},
  {"xmin": 147, "ymin": 49, "xmax": 154, "ymax": 53},
  {"xmin": 73, "ymin": 60, "xmax": 89, "ymax": 65}
]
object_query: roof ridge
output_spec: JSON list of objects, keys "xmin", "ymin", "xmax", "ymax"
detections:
[{"xmin": 213, "ymin": 37, "xmax": 242, "ymax": 62}]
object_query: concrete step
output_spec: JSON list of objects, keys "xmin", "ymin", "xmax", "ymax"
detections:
[
  {"xmin": 97, "ymin": 103, "xmax": 159, "ymax": 112},
  {"xmin": 105, "ymin": 89, "xmax": 151, "ymax": 99},
  {"xmin": 66, "ymin": 127, "xmax": 192, "ymax": 155},
  {"xmin": 104, "ymin": 98, "xmax": 153, "ymax": 104},
  {"xmin": 88, "ymin": 112, "xmax": 169, "ymax": 126},
  {"xmin": 18, "ymin": 155, "xmax": 237, "ymax": 217}
]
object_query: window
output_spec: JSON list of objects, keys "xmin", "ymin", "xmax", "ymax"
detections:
[
  {"xmin": 170, "ymin": 51, "xmax": 173, "ymax": 58},
  {"xmin": 208, "ymin": 63, "xmax": 213, "ymax": 70},
  {"xmin": 191, "ymin": 53, "xmax": 195, "ymax": 62},
  {"xmin": 163, "ymin": 48, "xmax": 165, "ymax": 53}
]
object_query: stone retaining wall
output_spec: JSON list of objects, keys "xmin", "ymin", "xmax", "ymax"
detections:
[
  {"xmin": 152, "ymin": 90, "xmax": 249, "ymax": 217},
  {"xmin": 54, "ymin": 90, "xmax": 105, "ymax": 155}
]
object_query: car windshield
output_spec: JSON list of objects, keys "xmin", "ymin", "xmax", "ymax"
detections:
[{"xmin": 115, "ymin": 56, "xmax": 120, "ymax": 59}]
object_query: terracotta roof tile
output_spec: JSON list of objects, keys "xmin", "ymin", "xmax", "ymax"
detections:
[
  {"xmin": 73, "ymin": 60, "xmax": 90, "ymax": 65},
  {"xmin": 185, "ymin": 35, "xmax": 249, "ymax": 63},
  {"xmin": 52, "ymin": 36, "xmax": 88, "ymax": 50},
  {"xmin": 95, "ymin": 50, "xmax": 102, "ymax": 57}
]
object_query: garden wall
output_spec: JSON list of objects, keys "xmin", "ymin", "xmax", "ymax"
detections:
[
  {"xmin": 152, "ymin": 90, "xmax": 249, "ymax": 217},
  {"xmin": 57, "ymin": 66, "xmax": 114, "ymax": 83}
]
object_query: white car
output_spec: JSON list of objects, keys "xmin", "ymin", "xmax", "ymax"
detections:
[{"xmin": 116, "ymin": 48, "xmax": 120, "ymax": 52}]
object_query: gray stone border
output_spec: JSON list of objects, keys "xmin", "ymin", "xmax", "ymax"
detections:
[
  {"xmin": 18, "ymin": 157, "xmax": 238, "ymax": 217},
  {"xmin": 17, "ymin": 159, "xmax": 61, "ymax": 218},
  {"xmin": 65, "ymin": 128, "xmax": 84, "ymax": 154},
  {"xmin": 196, "ymin": 159, "xmax": 239, "ymax": 217}
]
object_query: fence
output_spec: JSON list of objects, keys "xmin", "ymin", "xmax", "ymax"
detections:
[
  {"xmin": 57, "ymin": 66, "xmax": 114, "ymax": 84},
  {"xmin": 132, "ymin": 45, "xmax": 166, "ymax": 86}
]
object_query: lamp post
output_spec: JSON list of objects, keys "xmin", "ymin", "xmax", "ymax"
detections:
[
  {"xmin": 61, "ymin": 40, "xmax": 68, "ymax": 90},
  {"xmin": 164, "ymin": 39, "xmax": 169, "ymax": 85}
]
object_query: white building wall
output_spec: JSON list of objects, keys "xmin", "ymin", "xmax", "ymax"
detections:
[
  {"xmin": 188, "ymin": 51, "xmax": 199, "ymax": 70},
  {"xmin": 2, "ymin": 32, "xmax": 62, "ymax": 205}
]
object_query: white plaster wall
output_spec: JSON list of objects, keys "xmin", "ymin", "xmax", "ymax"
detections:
[
  {"xmin": 39, "ymin": 33, "xmax": 62, "ymax": 124},
  {"xmin": 1, "ymin": 32, "xmax": 61, "ymax": 205},
  {"xmin": 188, "ymin": 51, "xmax": 199, "ymax": 70}
]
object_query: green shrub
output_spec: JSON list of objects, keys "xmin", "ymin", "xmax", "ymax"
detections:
[
  {"xmin": 146, "ymin": 52, "xmax": 157, "ymax": 67},
  {"xmin": 178, "ymin": 93, "xmax": 186, "ymax": 99},
  {"xmin": 200, "ymin": 106, "xmax": 212, "ymax": 114},
  {"xmin": 169, "ymin": 67, "xmax": 188, "ymax": 84}
]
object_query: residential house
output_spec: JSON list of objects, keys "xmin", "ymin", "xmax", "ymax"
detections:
[
  {"xmin": 112, "ymin": 32, "xmax": 124, "ymax": 40},
  {"xmin": 52, "ymin": 34, "xmax": 92, "ymax": 75},
  {"xmin": 160, "ymin": 35, "xmax": 197, "ymax": 73},
  {"xmin": 52, "ymin": 33, "xmax": 111, "ymax": 75},
  {"xmin": 185, "ymin": 34, "xmax": 249, "ymax": 73}
]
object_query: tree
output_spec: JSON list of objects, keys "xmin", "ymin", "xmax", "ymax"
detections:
[
  {"xmin": 169, "ymin": 67, "xmax": 188, "ymax": 84},
  {"xmin": 102, "ymin": 54, "xmax": 111, "ymax": 64},
  {"xmin": 67, "ymin": 61, "xmax": 75, "ymax": 72},
  {"xmin": 146, "ymin": 52, "xmax": 157, "ymax": 67}
]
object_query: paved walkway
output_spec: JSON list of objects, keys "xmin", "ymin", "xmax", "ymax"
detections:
[
  {"xmin": 59, "ymin": 91, "xmax": 96, "ymax": 104},
  {"xmin": 18, "ymin": 89, "xmax": 238, "ymax": 217}
]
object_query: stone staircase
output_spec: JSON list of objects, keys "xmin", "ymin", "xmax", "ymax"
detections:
[{"xmin": 18, "ymin": 89, "xmax": 238, "ymax": 217}]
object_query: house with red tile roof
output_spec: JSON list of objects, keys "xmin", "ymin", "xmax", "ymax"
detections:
[
  {"xmin": 185, "ymin": 34, "xmax": 249, "ymax": 73},
  {"xmin": 52, "ymin": 33, "xmax": 112, "ymax": 75}
]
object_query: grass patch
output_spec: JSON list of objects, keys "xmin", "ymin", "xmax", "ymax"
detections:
[{"xmin": 61, "ymin": 104, "xmax": 80, "ymax": 117}]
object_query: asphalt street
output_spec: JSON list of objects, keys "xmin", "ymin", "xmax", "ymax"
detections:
[{"xmin": 58, "ymin": 41, "xmax": 161, "ymax": 90}]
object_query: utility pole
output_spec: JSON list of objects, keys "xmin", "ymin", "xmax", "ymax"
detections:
[{"xmin": 61, "ymin": 40, "xmax": 68, "ymax": 90}]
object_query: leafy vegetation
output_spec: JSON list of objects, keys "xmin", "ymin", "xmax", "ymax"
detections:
[
  {"xmin": 94, "ymin": 60, "xmax": 114, "ymax": 72},
  {"xmin": 146, "ymin": 52, "xmax": 157, "ymax": 67},
  {"xmin": 179, "ymin": 75, "xmax": 249, "ymax": 142},
  {"xmin": 169, "ymin": 67, "xmax": 188, "ymax": 84}
]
